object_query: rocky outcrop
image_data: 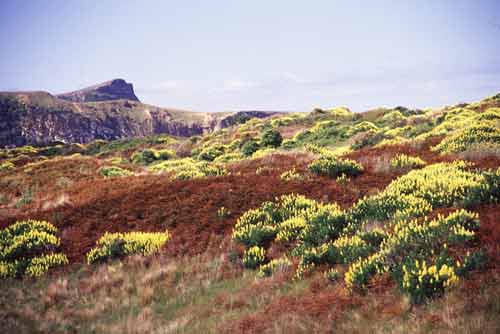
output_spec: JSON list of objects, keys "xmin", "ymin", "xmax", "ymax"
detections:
[
  {"xmin": 0, "ymin": 90, "xmax": 280, "ymax": 148},
  {"xmin": 57, "ymin": 79, "xmax": 139, "ymax": 103}
]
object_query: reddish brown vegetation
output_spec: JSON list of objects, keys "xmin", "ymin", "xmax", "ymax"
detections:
[{"xmin": 1, "ymin": 139, "xmax": 499, "ymax": 268}]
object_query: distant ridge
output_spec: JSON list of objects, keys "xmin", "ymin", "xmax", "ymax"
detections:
[{"xmin": 57, "ymin": 78, "xmax": 139, "ymax": 102}]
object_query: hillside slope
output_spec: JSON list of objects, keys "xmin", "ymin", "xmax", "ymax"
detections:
[{"xmin": 0, "ymin": 92, "xmax": 499, "ymax": 333}]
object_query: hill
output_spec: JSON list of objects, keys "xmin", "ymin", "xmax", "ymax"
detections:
[
  {"xmin": 0, "ymin": 81, "xmax": 282, "ymax": 148},
  {"xmin": 0, "ymin": 92, "xmax": 499, "ymax": 333},
  {"xmin": 57, "ymin": 79, "xmax": 140, "ymax": 102}
]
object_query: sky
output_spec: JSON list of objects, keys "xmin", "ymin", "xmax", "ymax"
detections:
[{"xmin": 1, "ymin": 0, "xmax": 499, "ymax": 112}]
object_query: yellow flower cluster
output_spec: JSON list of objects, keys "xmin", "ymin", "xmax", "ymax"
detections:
[
  {"xmin": 242, "ymin": 245, "xmax": 266, "ymax": 269},
  {"xmin": 257, "ymin": 256, "xmax": 292, "ymax": 277},
  {"xmin": 308, "ymin": 155, "xmax": 363, "ymax": 178},
  {"xmin": 280, "ymin": 168, "xmax": 303, "ymax": 181},
  {"xmin": 0, "ymin": 220, "xmax": 67, "ymax": 278},
  {"xmin": 86, "ymin": 230, "xmax": 171, "ymax": 264},
  {"xmin": 150, "ymin": 158, "xmax": 226, "ymax": 180},
  {"xmin": 384, "ymin": 161, "xmax": 489, "ymax": 207},
  {"xmin": 0, "ymin": 160, "xmax": 15, "ymax": 172},
  {"xmin": 25, "ymin": 253, "xmax": 69, "ymax": 277},
  {"xmin": 276, "ymin": 216, "xmax": 307, "ymax": 242},
  {"xmin": 390, "ymin": 154, "xmax": 426, "ymax": 170},
  {"xmin": 345, "ymin": 253, "xmax": 386, "ymax": 289},
  {"xmin": 433, "ymin": 123, "xmax": 500, "ymax": 154},
  {"xmin": 401, "ymin": 259, "xmax": 459, "ymax": 302},
  {"xmin": 99, "ymin": 165, "xmax": 134, "ymax": 177}
]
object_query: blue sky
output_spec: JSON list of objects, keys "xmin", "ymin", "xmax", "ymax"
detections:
[{"xmin": 1, "ymin": 0, "xmax": 499, "ymax": 112}]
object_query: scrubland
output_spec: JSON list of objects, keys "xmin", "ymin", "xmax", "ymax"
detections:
[{"xmin": 1, "ymin": 93, "xmax": 500, "ymax": 333}]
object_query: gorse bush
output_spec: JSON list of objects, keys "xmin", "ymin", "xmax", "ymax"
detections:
[
  {"xmin": 350, "ymin": 161, "xmax": 500, "ymax": 226},
  {"xmin": 86, "ymin": 230, "xmax": 171, "ymax": 263},
  {"xmin": 400, "ymin": 255, "xmax": 459, "ymax": 303},
  {"xmin": 258, "ymin": 257, "xmax": 292, "ymax": 277},
  {"xmin": 99, "ymin": 166, "xmax": 134, "ymax": 177},
  {"xmin": 213, "ymin": 152, "xmax": 244, "ymax": 163},
  {"xmin": 232, "ymin": 160, "xmax": 499, "ymax": 302},
  {"xmin": 0, "ymin": 220, "xmax": 68, "ymax": 278},
  {"xmin": 280, "ymin": 168, "xmax": 303, "ymax": 181},
  {"xmin": 242, "ymin": 246, "xmax": 266, "ymax": 269},
  {"xmin": 0, "ymin": 160, "xmax": 15, "ymax": 172},
  {"xmin": 308, "ymin": 155, "xmax": 363, "ymax": 178},
  {"xmin": 390, "ymin": 154, "xmax": 426, "ymax": 170},
  {"xmin": 433, "ymin": 124, "xmax": 500, "ymax": 154},
  {"xmin": 149, "ymin": 158, "xmax": 226, "ymax": 180}
]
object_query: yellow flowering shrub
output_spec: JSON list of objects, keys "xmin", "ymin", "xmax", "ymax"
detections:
[
  {"xmin": 390, "ymin": 154, "xmax": 426, "ymax": 170},
  {"xmin": 242, "ymin": 246, "xmax": 266, "ymax": 269},
  {"xmin": 433, "ymin": 124, "xmax": 500, "ymax": 154},
  {"xmin": 280, "ymin": 168, "xmax": 303, "ymax": 181},
  {"xmin": 400, "ymin": 256, "xmax": 459, "ymax": 303},
  {"xmin": 0, "ymin": 160, "xmax": 15, "ymax": 172},
  {"xmin": 99, "ymin": 166, "xmax": 134, "ymax": 177},
  {"xmin": 351, "ymin": 161, "xmax": 498, "ymax": 227},
  {"xmin": 345, "ymin": 253, "xmax": 386, "ymax": 290},
  {"xmin": 257, "ymin": 256, "xmax": 292, "ymax": 277},
  {"xmin": 150, "ymin": 158, "xmax": 226, "ymax": 180},
  {"xmin": 213, "ymin": 152, "xmax": 244, "ymax": 163},
  {"xmin": 232, "ymin": 161, "xmax": 497, "ymax": 302},
  {"xmin": 309, "ymin": 155, "xmax": 363, "ymax": 178},
  {"xmin": 0, "ymin": 220, "xmax": 68, "ymax": 278},
  {"xmin": 86, "ymin": 230, "xmax": 171, "ymax": 263}
]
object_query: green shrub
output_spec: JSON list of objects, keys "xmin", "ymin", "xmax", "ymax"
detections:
[
  {"xmin": 86, "ymin": 230, "xmax": 171, "ymax": 263},
  {"xmin": 132, "ymin": 148, "xmax": 176, "ymax": 165},
  {"xmin": 308, "ymin": 156, "xmax": 363, "ymax": 178},
  {"xmin": 99, "ymin": 166, "xmax": 133, "ymax": 177},
  {"xmin": 261, "ymin": 129, "xmax": 283, "ymax": 148},
  {"xmin": 241, "ymin": 139, "xmax": 260, "ymax": 156},
  {"xmin": 0, "ymin": 220, "xmax": 68, "ymax": 278},
  {"xmin": 198, "ymin": 145, "xmax": 225, "ymax": 161}
]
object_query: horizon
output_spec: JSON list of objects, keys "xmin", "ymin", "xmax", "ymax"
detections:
[{"xmin": 1, "ymin": 0, "xmax": 500, "ymax": 112}]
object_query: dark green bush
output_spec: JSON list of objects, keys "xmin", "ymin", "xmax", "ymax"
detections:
[
  {"xmin": 241, "ymin": 139, "xmax": 260, "ymax": 156},
  {"xmin": 261, "ymin": 129, "xmax": 283, "ymax": 148}
]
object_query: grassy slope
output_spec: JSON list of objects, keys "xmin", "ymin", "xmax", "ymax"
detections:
[{"xmin": 0, "ymin": 93, "xmax": 499, "ymax": 333}]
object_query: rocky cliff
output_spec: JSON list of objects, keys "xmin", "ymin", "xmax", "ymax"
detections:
[
  {"xmin": 57, "ymin": 79, "xmax": 140, "ymax": 103},
  {"xmin": 0, "ymin": 87, "xmax": 280, "ymax": 148}
]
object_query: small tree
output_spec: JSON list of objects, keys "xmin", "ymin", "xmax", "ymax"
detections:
[{"xmin": 261, "ymin": 129, "xmax": 283, "ymax": 148}]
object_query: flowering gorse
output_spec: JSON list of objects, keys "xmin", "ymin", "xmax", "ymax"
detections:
[
  {"xmin": 309, "ymin": 155, "xmax": 363, "ymax": 178},
  {"xmin": 86, "ymin": 230, "xmax": 171, "ymax": 263},
  {"xmin": 390, "ymin": 154, "xmax": 426, "ymax": 170},
  {"xmin": 0, "ymin": 220, "xmax": 68, "ymax": 278}
]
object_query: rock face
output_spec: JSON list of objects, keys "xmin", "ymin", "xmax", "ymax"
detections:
[
  {"xmin": 57, "ymin": 79, "xmax": 140, "ymax": 103},
  {"xmin": 0, "ymin": 87, "xmax": 280, "ymax": 148}
]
